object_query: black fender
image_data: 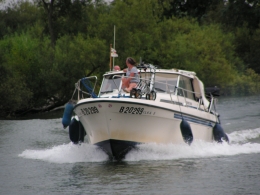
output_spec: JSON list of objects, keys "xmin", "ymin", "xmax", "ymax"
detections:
[
  {"xmin": 69, "ymin": 118, "xmax": 86, "ymax": 144},
  {"xmin": 213, "ymin": 123, "xmax": 229, "ymax": 143},
  {"xmin": 180, "ymin": 119, "xmax": 193, "ymax": 145}
]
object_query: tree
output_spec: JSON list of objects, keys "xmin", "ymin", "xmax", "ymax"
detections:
[
  {"xmin": 221, "ymin": 0, "xmax": 260, "ymax": 29},
  {"xmin": 0, "ymin": 1, "xmax": 41, "ymax": 38},
  {"xmin": 41, "ymin": 0, "xmax": 56, "ymax": 47},
  {"xmin": 104, "ymin": 0, "xmax": 161, "ymax": 66},
  {"xmin": 158, "ymin": 0, "xmax": 221, "ymax": 21},
  {"xmin": 0, "ymin": 34, "xmax": 33, "ymax": 116},
  {"xmin": 45, "ymin": 34, "xmax": 108, "ymax": 103}
]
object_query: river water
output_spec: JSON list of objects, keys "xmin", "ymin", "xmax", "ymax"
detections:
[{"xmin": 0, "ymin": 95, "xmax": 260, "ymax": 195}]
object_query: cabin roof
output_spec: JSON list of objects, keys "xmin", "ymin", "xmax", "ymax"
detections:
[{"xmin": 105, "ymin": 68, "xmax": 196, "ymax": 78}]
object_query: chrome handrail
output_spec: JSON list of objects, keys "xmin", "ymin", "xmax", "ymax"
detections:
[
  {"xmin": 158, "ymin": 82, "xmax": 209, "ymax": 112},
  {"xmin": 72, "ymin": 76, "xmax": 98, "ymax": 100}
]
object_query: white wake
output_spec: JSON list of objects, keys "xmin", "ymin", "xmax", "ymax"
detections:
[
  {"xmin": 19, "ymin": 128, "xmax": 260, "ymax": 163},
  {"xmin": 18, "ymin": 142, "xmax": 108, "ymax": 163}
]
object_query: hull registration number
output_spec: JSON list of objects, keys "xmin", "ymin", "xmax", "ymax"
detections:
[
  {"xmin": 81, "ymin": 106, "xmax": 99, "ymax": 115},
  {"xmin": 119, "ymin": 106, "xmax": 144, "ymax": 114}
]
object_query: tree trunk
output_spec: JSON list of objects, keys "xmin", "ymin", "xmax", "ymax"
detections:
[{"xmin": 42, "ymin": 0, "xmax": 56, "ymax": 48}]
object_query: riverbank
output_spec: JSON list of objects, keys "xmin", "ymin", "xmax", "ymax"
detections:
[{"xmin": 0, "ymin": 107, "xmax": 64, "ymax": 120}]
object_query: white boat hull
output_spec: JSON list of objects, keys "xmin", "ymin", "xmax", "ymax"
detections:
[{"xmin": 73, "ymin": 98, "xmax": 216, "ymax": 159}]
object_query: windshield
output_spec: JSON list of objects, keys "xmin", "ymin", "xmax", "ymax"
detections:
[
  {"xmin": 153, "ymin": 73, "xmax": 178, "ymax": 93},
  {"xmin": 99, "ymin": 74, "xmax": 123, "ymax": 95}
]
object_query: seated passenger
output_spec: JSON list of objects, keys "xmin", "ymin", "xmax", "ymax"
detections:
[
  {"xmin": 122, "ymin": 57, "xmax": 139, "ymax": 93},
  {"xmin": 113, "ymin": 65, "xmax": 121, "ymax": 71}
]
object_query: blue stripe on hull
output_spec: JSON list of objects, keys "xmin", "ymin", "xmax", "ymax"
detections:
[{"xmin": 174, "ymin": 113, "xmax": 214, "ymax": 127}]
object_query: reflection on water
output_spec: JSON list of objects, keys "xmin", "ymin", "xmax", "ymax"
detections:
[{"xmin": 64, "ymin": 159, "xmax": 206, "ymax": 194}]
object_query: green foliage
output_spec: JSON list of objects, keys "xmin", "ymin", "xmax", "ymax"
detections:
[
  {"xmin": 0, "ymin": 31, "xmax": 44, "ymax": 112},
  {"xmin": 128, "ymin": 17, "xmax": 241, "ymax": 88},
  {"xmin": 0, "ymin": 0, "xmax": 260, "ymax": 117},
  {"xmin": 203, "ymin": 1, "xmax": 260, "ymax": 73},
  {"xmin": 105, "ymin": 0, "xmax": 161, "ymax": 66},
  {"xmin": 0, "ymin": 1, "xmax": 41, "ymax": 38},
  {"xmin": 221, "ymin": 0, "xmax": 259, "ymax": 29},
  {"xmin": 234, "ymin": 25, "xmax": 260, "ymax": 73},
  {"xmin": 224, "ymin": 69, "xmax": 260, "ymax": 96},
  {"xmin": 0, "ymin": 37, "xmax": 33, "ymax": 116},
  {"xmin": 0, "ymin": 69, "xmax": 33, "ymax": 116},
  {"xmin": 0, "ymin": 29, "xmax": 108, "ymax": 117},
  {"xmin": 45, "ymin": 34, "xmax": 107, "ymax": 100}
]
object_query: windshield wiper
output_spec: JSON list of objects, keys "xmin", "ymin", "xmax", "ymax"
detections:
[
  {"xmin": 100, "ymin": 90, "xmax": 113, "ymax": 94},
  {"xmin": 154, "ymin": 88, "xmax": 166, "ymax": 92}
]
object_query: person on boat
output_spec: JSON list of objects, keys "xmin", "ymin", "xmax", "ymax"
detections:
[
  {"xmin": 122, "ymin": 57, "xmax": 139, "ymax": 93},
  {"xmin": 113, "ymin": 65, "xmax": 121, "ymax": 71}
]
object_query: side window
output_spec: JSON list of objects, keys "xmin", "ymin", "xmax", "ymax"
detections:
[
  {"xmin": 178, "ymin": 76, "xmax": 195, "ymax": 100},
  {"xmin": 154, "ymin": 73, "xmax": 178, "ymax": 93}
]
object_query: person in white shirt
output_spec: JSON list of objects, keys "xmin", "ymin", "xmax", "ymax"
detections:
[{"xmin": 122, "ymin": 57, "xmax": 139, "ymax": 93}]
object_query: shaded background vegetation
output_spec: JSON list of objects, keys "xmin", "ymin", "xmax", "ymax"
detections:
[{"xmin": 0, "ymin": 0, "xmax": 260, "ymax": 117}]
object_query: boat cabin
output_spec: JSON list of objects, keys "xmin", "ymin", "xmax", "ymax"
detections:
[
  {"xmin": 98, "ymin": 68, "xmax": 211, "ymax": 111},
  {"xmin": 102, "ymin": 69, "xmax": 198, "ymax": 95}
]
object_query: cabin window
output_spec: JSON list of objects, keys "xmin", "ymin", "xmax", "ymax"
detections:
[
  {"xmin": 177, "ymin": 76, "xmax": 195, "ymax": 100},
  {"xmin": 100, "ymin": 74, "xmax": 123, "ymax": 95},
  {"xmin": 151, "ymin": 73, "xmax": 178, "ymax": 93}
]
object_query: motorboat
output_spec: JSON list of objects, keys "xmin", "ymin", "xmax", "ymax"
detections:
[{"xmin": 62, "ymin": 63, "xmax": 229, "ymax": 160}]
